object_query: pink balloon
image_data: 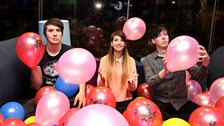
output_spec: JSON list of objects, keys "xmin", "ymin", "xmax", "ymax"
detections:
[
  {"xmin": 123, "ymin": 17, "xmax": 146, "ymax": 40},
  {"xmin": 186, "ymin": 80, "xmax": 202, "ymax": 101},
  {"xmin": 188, "ymin": 106, "xmax": 224, "ymax": 126},
  {"xmin": 56, "ymin": 48, "xmax": 96, "ymax": 84},
  {"xmin": 192, "ymin": 92, "xmax": 212, "ymax": 106},
  {"xmin": 209, "ymin": 77, "xmax": 224, "ymax": 104},
  {"xmin": 67, "ymin": 104, "xmax": 129, "ymax": 126},
  {"xmin": 35, "ymin": 91, "xmax": 70, "ymax": 126},
  {"xmin": 166, "ymin": 35, "xmax": 199, "ymax": 72}
]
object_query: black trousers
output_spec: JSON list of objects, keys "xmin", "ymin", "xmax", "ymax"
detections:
[
  {"xmin": 152, "ymin": 99, "xmax": 199, "ymax": 121},
  {"xmin": 116, "ymin": 100, "xmax": 132, "ymax": 114}
]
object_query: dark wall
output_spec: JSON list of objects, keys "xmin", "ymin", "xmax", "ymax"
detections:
[
  {"xmin": 207, "ymin": 46, "xmax": 224, "ymax": 89},
  {"xmin": 0, "ymin": 38, "xmax": 33, "ymax": 106}
]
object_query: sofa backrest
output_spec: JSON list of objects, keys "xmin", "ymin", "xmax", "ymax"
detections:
[{"xmin": 0, "ymin": 38, "xmax": 33, "ymax": 106}]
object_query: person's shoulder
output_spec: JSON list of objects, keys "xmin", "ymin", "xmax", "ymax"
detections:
[
  {"xmin": 145, "ymin": 51, "xmax": 156, "ymax": 59},
  {"xmin": 100, "ymin": 55, "xmax": 108, "ymax": 61},
  {"xmin": 62, "ymin": 44, "xmax": 73, "ymax": 50},
  {"xmin": 129, "ymin": 56, "xmax": 136, "ymax": 62}
]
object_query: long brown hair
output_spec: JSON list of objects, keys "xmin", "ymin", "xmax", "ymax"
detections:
[{"xmin": 105, "ymin": 31, "xmax": 131, "ymax": 89}]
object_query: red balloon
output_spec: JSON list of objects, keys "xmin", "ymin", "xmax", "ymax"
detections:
[
  {"xmin": 188, "ymin": 106, "xmax": 224, "ymax": 126},
  {"xmin": 86, "ymin": 86, "xmax": 116, "ymax": 108},
  {"xmin": 35, "ymin": 86, "xmax": 56, "ymax": 105},
  {"xmin": 215, "ymin": 96, "xmax": 224, "ymax": 113},
  {"xmin": 3, "ymin": 118, "xmax": 25, "ymax": 126},
  {"xmin": 26, "ymin": 123, "xmax": 42, "ymax": 126},
  {"xmin": 124, "ymin": 97, "xmax": 163, "ymax": 126},
  {"xmin": 137, "ymin": 83, "xmax": 152, "ymax": 100},
  {"xmin": 58, "ymin": 108, "xmax": 80, "ymax": 126},
  {"xmin": 85, "ymin": 84, "xmax": 95, "ymax": 95},
  {"xmin": 16, "ymin": 32, "xmax": 45, "ymax": 69},
  {"xmin": 0, "ymin": 113, "xmax": 3, "ymax": 126}
]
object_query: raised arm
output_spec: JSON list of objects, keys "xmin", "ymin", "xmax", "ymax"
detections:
[
  {"xmin": 127, "ymin": 58, "xmax": 138, "ymax": 91},
  {"xmin": 97, "ymin": 57, "xmax": 107, "ymax": 87},
  {"xmin": 143, "ymin": 56, "xmax": 168, "ymax": 87},
  {"xmin": 30, "ymin": 66, "xmax": 43, "ymax": 89}
]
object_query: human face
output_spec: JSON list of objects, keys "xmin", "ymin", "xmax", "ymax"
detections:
[
  {"xmin": 152, "ymin": 30, "xmax": 169, "ymax": 49},
  {"xmin": 45, "ymin": 25, "xmax": 62, "ymax": 45},
  {"xmin": 111, "ymin": 35, "xmax": 126, "ymax": 52}
]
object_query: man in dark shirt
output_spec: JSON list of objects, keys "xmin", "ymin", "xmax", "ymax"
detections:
[
  {"xmin": 143, "ymin": 25, "xmax": 210, "ymax": 121},
  {"xmin": 24, "ymin": 18, "xmax": 86, "ymax": 117}
]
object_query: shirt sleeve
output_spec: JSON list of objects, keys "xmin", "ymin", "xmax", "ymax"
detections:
[
  {"xmin": 143, "ymin": 56, "xmax": 163, "ymax": 87},
  {"xmin": 127, "ymin": 58, "xmax": 138, "ymax": 91},
  {"xmin": 97, "ymin": 57, "xmax": 107, "ymax": 87},
  {"xmin": 188, "ymin": 63, "xmax": 208, "ymax": 83}
]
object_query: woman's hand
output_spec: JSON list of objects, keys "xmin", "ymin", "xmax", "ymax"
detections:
[
  {"xmin": 128, "ymin": 73, "xmax": 139, "ymax": 84},
  {"xmin": 98, "ymin": 68, "xmax": 105, "ymax": 82},
  {"xmin": 127, "ymin": 72, "xmax": 138, "ymax": 91}
]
